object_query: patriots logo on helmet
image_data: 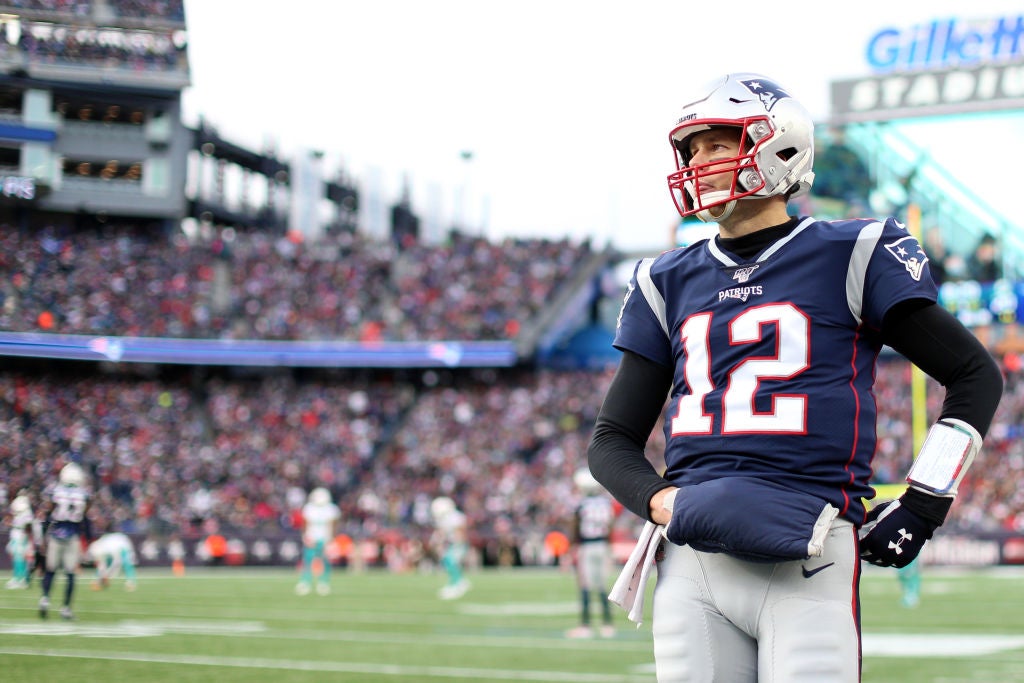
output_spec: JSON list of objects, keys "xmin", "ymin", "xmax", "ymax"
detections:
[
  {"xmin": 739, "ymin": 78, "xmax": 791, "ymax": 111},
  {"xmin": 884, "ymin": 236, "xmax": 929, "ymax": 281}
]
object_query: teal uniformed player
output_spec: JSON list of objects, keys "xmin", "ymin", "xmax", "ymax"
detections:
[
  {"xmin": 5, "ymin": 493, "xmax": 33, "ymax": 589},
  {"xmin": 431, "ymin": 496, "xmax": 471, "ymax": 600},
  {"xmin": 87, "ymin": 531, "xmax": 138, "ymax": 591},
  {"xmin": 295, "ymin": 487, "xmax": 341, "ymax": 596}
]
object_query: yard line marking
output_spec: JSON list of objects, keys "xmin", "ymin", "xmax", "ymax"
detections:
[
  {"xmin": 460, "ymin": 602, "xmax": 577, "ymax": 616},
  {"xmin": 862, "ymin": 634, "xmax": 1024, "ymax": 657},
  {"xmin": 0, "ymin": 647, "xmax": 651, "ymax": 682},
  {"xmin": 0, "ymin": 619, "xmax": 648, "ymax": 651},
  {"xmin": 5, "ymin": 619, "xmax": 1024, "ymax": 657}
]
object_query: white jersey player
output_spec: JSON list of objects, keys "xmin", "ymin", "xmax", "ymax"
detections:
[
  {"xmin": 88, "ymin": 532, "xmax": 138, "ymax": 591},
  {"xmin": 431, "ymin": 496, "xmax": 471, "ymax": 600},
  {"xmin": 296, "ymin": 487, "xmax": 341, "ymax": 596},
  {"xmin": 5, "ymin": 493, "xmax": 33, "ymax": 589}
]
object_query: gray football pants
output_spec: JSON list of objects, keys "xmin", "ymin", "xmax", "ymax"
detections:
[
  {"xmin": 652, "ymin": 519, "xmax": 860, "ymax": 682},
  {"xmin": 577, "ymin": 540, "xmax": 612, "ymax": 591},
  {"xmin": 45, "ymin": 534, "xmax": 82, "ymax": 574}
]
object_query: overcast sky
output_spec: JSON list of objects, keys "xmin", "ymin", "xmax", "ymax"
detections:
[{"xmin": 180, "ymin": 0, "xmax": 1023, "ymax": 253}]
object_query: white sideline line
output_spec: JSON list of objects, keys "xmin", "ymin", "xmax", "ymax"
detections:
[{"xmin": 0, "ymin": 647, "xmax": 651, "ymax": 682}]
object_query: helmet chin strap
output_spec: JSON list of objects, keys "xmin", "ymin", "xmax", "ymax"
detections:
[
  {"xmin": 695, "ymin": 200, "xmax": 737, "ymax": 224},
  {"xmin": 689, "ymin": 189, "xmax": 738, "ymax": 223}
]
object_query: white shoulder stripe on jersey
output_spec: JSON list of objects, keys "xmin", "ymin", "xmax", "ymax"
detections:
[
  {"xmin": 846, "ymin": 221, "xmax": 886, "ymax": 326},
  {"xmin": 636, "ymin": 257, "xmax": 670, "ymax": 338},
  {"xmin": 758, "ymin": 216, "xmax": 817, "ymax": 261},
  {"xmin": 706, "ymin": 238, "xmax": 737, "ymax": 267}
]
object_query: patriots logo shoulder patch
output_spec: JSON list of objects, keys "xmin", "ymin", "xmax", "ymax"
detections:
[
  {"xmin": 739, "ymin": 78, "xmax": 791, "ymax": 111},
  {"xmin": 884, "ymin": 236, "xmax": 929, "ymax": 281}
]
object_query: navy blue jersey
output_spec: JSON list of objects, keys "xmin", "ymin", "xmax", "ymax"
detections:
[
  {"xmin": 614, "ymin": 216, "xmax": 937, "ymax": 524},
  {"xmin": 576, "ymin": 494, "xmax": 615, "ymax": 543},
  {"xmin": 46, "ymin": 483, "xmax": 90, "ymax": 540}
]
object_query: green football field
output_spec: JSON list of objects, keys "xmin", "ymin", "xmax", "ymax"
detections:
[{"xmin": 1, "ymin": 564, "xmax": 1023, "ymax": 682}]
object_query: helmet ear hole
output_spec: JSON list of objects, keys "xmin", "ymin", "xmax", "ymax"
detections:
[{"xmin": 777, "ymin": 147, "xmax": 797, "ymax": 162}]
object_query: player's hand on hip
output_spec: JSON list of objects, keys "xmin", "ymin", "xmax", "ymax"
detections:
[{"xmin": 858, "ymin": 498, "xmax": 936, "ymax": 568}]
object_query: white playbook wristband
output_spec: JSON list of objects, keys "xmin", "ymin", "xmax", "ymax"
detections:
[
  {"xmin": 906, "ymin": 418, "xmax": 983, "ymax": 497},
  {"xmin": 661, "ymin": 488, "xmax": 678, "ymax": 513}
]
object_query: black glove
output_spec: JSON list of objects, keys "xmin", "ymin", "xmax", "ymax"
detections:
[{"xmin": 859, "ymin": 487, "xmax": 952, "ymax": 568}]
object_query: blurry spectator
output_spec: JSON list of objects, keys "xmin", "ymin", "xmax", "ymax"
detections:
[
  {"xmin": 923, "ymin": 228, "xmax": 949, "ymax": 286},
  {"xmin": 967, "ymin": 234, "xmax": 1000, "ymax": 283}
]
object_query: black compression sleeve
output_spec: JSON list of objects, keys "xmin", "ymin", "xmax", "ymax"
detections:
[
  {"xmin": 588, "ymin": 350, "xmax": 674, "ymax": 521},
  {"xmin": 881, "ymin": 300, "xmax": 1004, "ymax": 437}
]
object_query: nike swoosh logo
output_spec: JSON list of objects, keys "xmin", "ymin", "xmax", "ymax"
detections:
[{"xmin": 801, "ymin": 562, "xmax": 835, "ymax": 578}]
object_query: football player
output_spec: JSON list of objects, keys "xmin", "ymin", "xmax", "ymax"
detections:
[
  {"xmin": 295, "ymin": 487, "xmax": 341, "ymax": 596},
  {"xmin": 38, "ymin": 462, "xmax": 92, "ymax": 620},
  {"xmin": 565, "ymin": 468, "xmax": 617, "ymax": 639},
  {"xmin": 5, "ymin": 493, "xmax": 33, "ymax": 589},
  {"xmin": 87, "ymin": 531, "xmax": 138, "ymax": 591},
  {"xmin": 430, "ymin": 496, "xmax": 471, "ymax": 600},
  {"xmin": 589, "ymin": 72, "xmax": 1003, "ymax": 682}
]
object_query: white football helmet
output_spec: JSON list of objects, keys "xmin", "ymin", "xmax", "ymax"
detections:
[
  {"xmin": 573, "ymin": 468, "xmax": 602, "ymax": 495},
  {"xmin": 10, "ymin": 494, "xmax": 31, "ymax": 515},
  {"xmin": 307, "ymin": 485, "xmax": 331, "ymax": 507},
  {"xmin": 308, "ymin": 487, "xmax": 331, "ymax": 506},
  {"xmin": 430, "ymin": 496, "xmax": 456, "ymax": 521},
  {"xmin": 59, "ymin": 462, "xmax": 86, "ymax": 487},
  {"xmin": 667, "ymin": 72, "xmax": 815, "ymax": 223}
]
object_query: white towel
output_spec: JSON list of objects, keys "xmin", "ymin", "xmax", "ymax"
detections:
[{"xmin": 608, "ymin": 520, "xmax": 664, "ymax": 626}]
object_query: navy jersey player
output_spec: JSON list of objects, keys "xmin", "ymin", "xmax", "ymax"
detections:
[
  {"xmin": 566, "ymin": 468, "xmax": 617, "ymax": 639},
  {"xmin": 588, "ymin": 72, "xmax": 1003, "ymax": 682},
  {"xmin": 39, "ymin": 462, "xmax": 92, "ymax": 620}
]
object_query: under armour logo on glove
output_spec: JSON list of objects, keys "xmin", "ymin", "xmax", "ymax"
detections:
[
  {"xmin": 859, "ymin": 500, "xmax": 935, "ymax": 568},
  {"xmin": 889, "ymin": 529, "xmax": 912, "ymax": 554}
]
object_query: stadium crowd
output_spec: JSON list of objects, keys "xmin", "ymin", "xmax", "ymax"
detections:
[
  {"xmin": 0, "ymin": 223, "xmax": 593, "ymax": 341},
  {"xmin": 0, "ymin": 0, "xmax": 184, "ymax": 23},
  {"xmin": 0, "ymin": 352, "xmax": 1020, "ymax": 567}
]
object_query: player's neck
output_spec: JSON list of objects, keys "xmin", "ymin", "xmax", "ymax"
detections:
[{"xmin": 715, "ymin": 199, "xmax": 792, "ymax": 239}]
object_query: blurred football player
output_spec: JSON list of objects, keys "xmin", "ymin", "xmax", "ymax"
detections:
[
  {"xmin": 589, "ymin": 72, "xmax": 1003, "ymax": 681},
  {"xmin": 39, "ymin": 462, "xmax": 92, "ymax": 620},
  {"xmin": 296, "ymin": 487, "xmax": 341, "ymax": 596},
  {"xmin": 87, "ymin": 531, "xmax": 138, "ymax": 592},
  {"xmin": 565, "ymin": 469, "xmax": 617, "ymax": 639},
  {"xmin": 5, "ymin": 493, "xmax": 33, "ymax": 589},
  {"xmin": 898, "ymin": 557, "xmax": 922, "ymax": 608},
  {"xmin": 431, "ymin": 496, "xmax": 471, "ymax": 600}
]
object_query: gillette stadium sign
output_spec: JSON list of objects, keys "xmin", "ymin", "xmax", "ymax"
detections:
[{"xmin": 830, "ymin": 15, "xmax": 1024, "ymax": 123}]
